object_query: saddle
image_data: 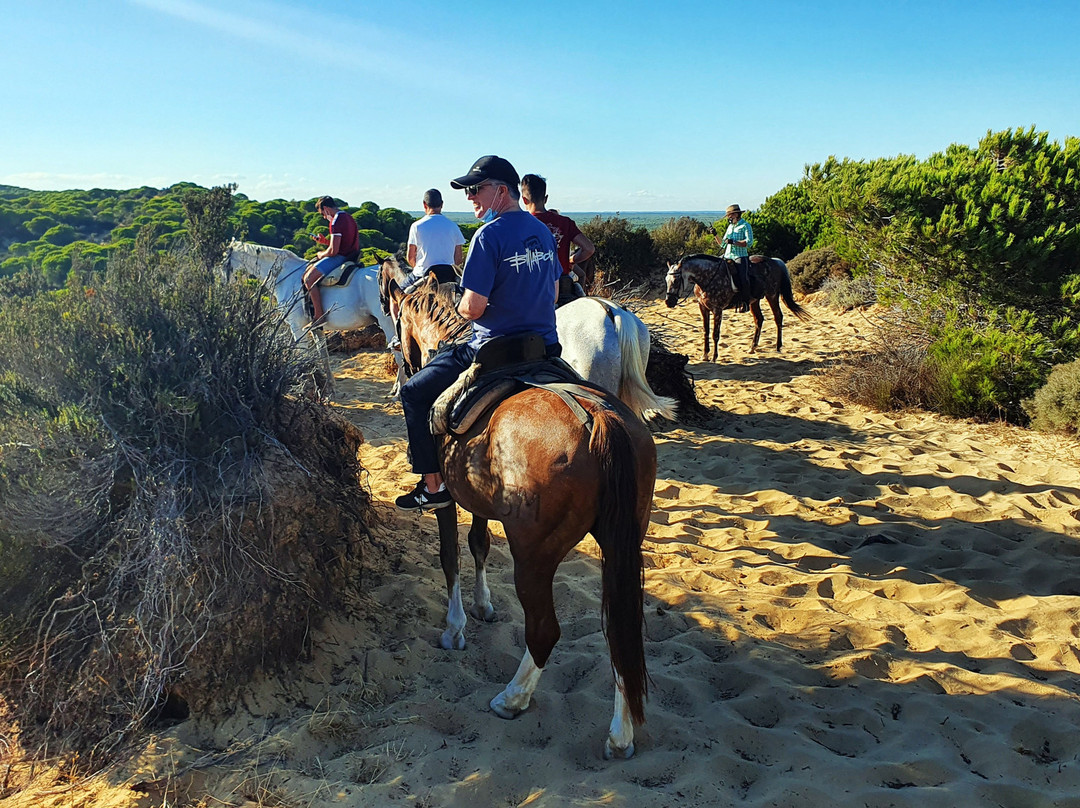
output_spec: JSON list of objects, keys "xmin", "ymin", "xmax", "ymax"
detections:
[
  {"xmin": 318, "ymin": 259, "xmax": 363, "ymax": 288},
  {"xmin": 721, "ymin": 258, "xmax": 765, "ymax": 306},
  {"xmin": 431, "ymin": 333, "xmax": 606, "ymax": 437},
  {"xmin": 303, "ymin": 259, "xmax": 367, "ymax": 319}
]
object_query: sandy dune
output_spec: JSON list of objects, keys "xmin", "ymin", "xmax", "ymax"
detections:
[{"xmin": 9, "ymin": 296, "xmax": 1080, "ymax": 807}]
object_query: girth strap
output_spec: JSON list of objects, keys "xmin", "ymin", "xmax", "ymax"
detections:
[{"xmin": 521, "ymin": 381, "xmax": 611, "ymax": 435}]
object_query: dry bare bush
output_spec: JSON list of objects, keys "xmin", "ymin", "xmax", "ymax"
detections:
[
  {"xmin": 326, "ymin": 325, "xmax": 388, "ymax": 353},
  {"xmin": 820, "ymin": 308, "xmax": 945, "ymax": 413},
  {"xmin": 646, "ymin": 336, "xmax": 710, "ymax": 424},
  {"xmin": 0, "ymin": 248, "xmax": 375, "ymax": 768}
]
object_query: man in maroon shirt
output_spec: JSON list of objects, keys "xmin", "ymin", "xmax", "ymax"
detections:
[
  {"xmin": 521, "ymin": 174, "xmax": 595, "ymax": 306},
  {"xmin": 304, "ymin": 195, "xmax": 360, "ymax": 324}
]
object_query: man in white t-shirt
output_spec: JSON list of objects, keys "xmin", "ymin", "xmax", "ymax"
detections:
[{"xmin": 402, "ymin": 188, "xmax": 465, "ymax": 292}]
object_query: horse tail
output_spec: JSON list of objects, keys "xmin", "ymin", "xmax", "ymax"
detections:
[
  {"xmin": 775, "ymin": 259, "xmax": 812, "ymax": 321},
  {"xmin": 607, "ymin": 304, "xmax": 678, "ymax": 422},
  {"xmin": 589, "ymin": 405, "xmax": 648, "ymax": 725}
]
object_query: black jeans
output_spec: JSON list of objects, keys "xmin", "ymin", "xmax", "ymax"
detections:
[{"xmin": 733, "ymin": 256, "xmax": 750, "ymax": 300}]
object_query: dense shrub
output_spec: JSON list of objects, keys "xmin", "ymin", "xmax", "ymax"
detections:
[
  {"xmin": 0, "ymin": 244, "xmax": 371, "ymax": 760},
  {"xmin": 1024, "ymin": 359, "xmax": 1080, "ymax": 433},
  {"xmin": 41, "ymin": 223, "xmax": 77, "ymax": 246},
  {"xmin": 651, "ymin": 216, "xmax": 713, "ymax": 264},
  {"xmin": 580, "ymin": 215, "xmax": 656, "ymax": 287},
  {"xmin": 787, "ymin": 246, "xmax": 853, "ymax": 294},
  {"xmin": 927, "ymin": 309, "xmax": 1054, "ymax": 422},
  {"xmin": 807, "ymin": 127, "xmax": 1080, "ymax": 309},
  {"xmin": 747, "ymin": 179, "xmax": 837, "ymax": 259}
]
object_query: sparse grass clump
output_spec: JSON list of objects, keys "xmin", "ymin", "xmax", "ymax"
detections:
[
  {"xmin": 0, "ymin": 243, "xmax": 372, "ymax": 764},
  {"xmin": 820, "ymin": 274, "xmax": 877, "ymax": 310}
]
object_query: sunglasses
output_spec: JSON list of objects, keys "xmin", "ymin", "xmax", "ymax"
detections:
[{"xmin": 465, "ymin": 181, "xmax": 498, "ymax": 196}]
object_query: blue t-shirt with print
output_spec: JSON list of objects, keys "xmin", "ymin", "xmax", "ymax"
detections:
[{"xmin": 460, "ymin": 209, "xmax": 561, "ymax": 349}]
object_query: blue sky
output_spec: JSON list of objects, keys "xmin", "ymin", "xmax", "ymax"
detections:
[{"xmin": 2, "ymin": 0, "xmax": 1078, "ymax": 212}]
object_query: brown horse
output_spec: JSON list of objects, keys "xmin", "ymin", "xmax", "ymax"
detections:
[
  {"xmin": 386, "ymin": 274, "xmax": 657, "ymax": 759},
  {"xmin": 665, "ymin": 253, "xmax": 810, "ymax": 359}
]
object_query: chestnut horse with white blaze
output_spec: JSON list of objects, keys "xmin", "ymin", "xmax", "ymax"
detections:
[{"xmin": 387, "ymin": 274, "xmax": 657, "ymax": 759}]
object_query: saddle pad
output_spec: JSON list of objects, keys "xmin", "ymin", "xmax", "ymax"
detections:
[
  {"xmin": 319, "ymin": 261, "xmax": 363, "ymax": 287},
  {"xmin": 431, "ymin": 358, "xmax": 587, "ymax": 437}
]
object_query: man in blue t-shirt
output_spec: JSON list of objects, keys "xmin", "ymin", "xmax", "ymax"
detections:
[{"xmin": 396, "ymin": 155, "xmax": 562, "ymax": 511}]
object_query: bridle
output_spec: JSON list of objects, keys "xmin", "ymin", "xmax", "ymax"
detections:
[{"xmin": 666, "ymin": 264, "xmax": 688, "ymax": 299}]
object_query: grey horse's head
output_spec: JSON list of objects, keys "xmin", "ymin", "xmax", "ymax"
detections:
[{"xmin": 664, "ymin": 259, "xmax": 689, "ymax": 308}]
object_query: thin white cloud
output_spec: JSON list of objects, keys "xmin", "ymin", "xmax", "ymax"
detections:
[
  {"xmin": 128, "ymin": 0, "xmax": 389, "ymax": 69},
  {"xmin": 124, "ymin": 0, "xmax": 483, "ymax": 98}
]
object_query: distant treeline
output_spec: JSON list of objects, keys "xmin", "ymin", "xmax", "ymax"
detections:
[{"xmin": 0, "ymin": 182, "xmax": 418, "ymax": 286}]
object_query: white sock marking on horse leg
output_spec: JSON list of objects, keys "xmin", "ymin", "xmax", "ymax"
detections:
[
  {"xmin": 472, "ymin": 566, "xmax": 494, "ymax": 621},
  {"xmin": 441, "ymin": 580, "xmax": 466, "ymax": 650},
  {"xmin": 604, "ymin": 674, "xmax": 636, "ymax": 759},
  {"xmin": 489, "ymin": 650, "xmax": 543, "ymax": 718}
]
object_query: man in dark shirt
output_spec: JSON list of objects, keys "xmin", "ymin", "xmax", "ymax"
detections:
[
  {"xmin": 304, "ymin": 195, "xmax": 360, "ymax": 324},
  {"xmin": 521, "ymin": 174, "xmax": 595, "ymax": 306}
]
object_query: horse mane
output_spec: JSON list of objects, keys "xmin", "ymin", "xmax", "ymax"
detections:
[
  {"xmin": 682, "ymin": 253, "xmax": 723, "ymax": 265},
  {"xmin": 400, "ymin": 275, "xmax": 470, "ymax": 351},
  {"xmin": 232, "ymin": 240, "xmax": 306, "ymax": 263},
  {"xmin": 380, "ymin": 254, "xmax": 409, "ymax": 285}
]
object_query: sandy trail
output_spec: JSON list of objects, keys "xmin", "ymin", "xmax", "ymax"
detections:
[{"xmin": 11, "ymin": 297, "xmax": 1080, "ymax": 808}]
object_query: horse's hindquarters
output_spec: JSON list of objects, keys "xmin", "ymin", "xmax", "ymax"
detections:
[{"xmin": 441, "ymin": 390, "xmax": 602, "ymax": 533}]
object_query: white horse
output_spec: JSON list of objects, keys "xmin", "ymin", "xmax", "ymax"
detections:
[
  {"xmin": 224, "ymin": 241, "xmax": 405, "ymax": 397},
  {"xmin": 377, "ymin": 257, "xmax": 677, "ymax": 422},
  {"xmin": 556, "ymin": 296, "xmax": 677, "ymax": 422}
]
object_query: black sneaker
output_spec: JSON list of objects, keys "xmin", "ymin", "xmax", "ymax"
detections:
[{"xmin": 395, "ymin": 479, "xmax": 453, "ymax": 511}]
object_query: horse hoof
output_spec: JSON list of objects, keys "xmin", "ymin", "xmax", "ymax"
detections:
[
  {"xmin": 489, "ymin": 693, "xmax": 524, "ymax": 720},
  {"xmin": 470, "ymin": 603, "xmax": 495, "ymax": 622},
  {"xmin": 604, "ymin": 739, "xmax": 635, "ymax": 760},
  {"xmin": 440, "ymin": 630, "xmax": 465, "ymax": 651}
]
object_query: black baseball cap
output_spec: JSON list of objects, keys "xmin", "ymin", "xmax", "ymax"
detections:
[{"xmin": 450, "ymin": 155, "xmax": 520, "ymax": 190}]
